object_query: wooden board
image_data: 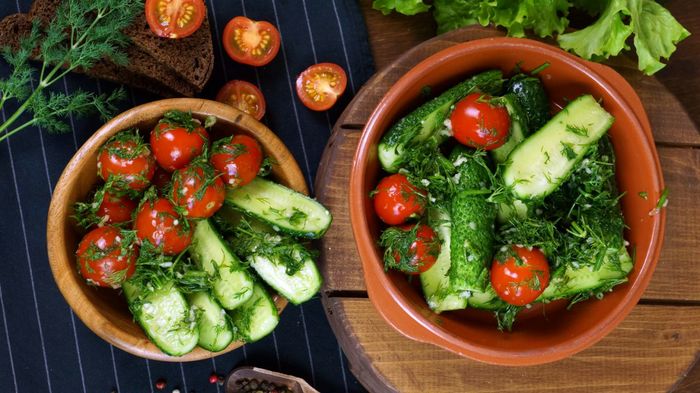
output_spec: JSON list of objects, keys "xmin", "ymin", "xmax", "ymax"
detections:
[{"xmin": 315, "ymin": 24, "xmax": 700, "ymax": 393}]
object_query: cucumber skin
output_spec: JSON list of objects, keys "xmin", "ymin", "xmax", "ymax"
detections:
[
  {"xmin": 448, "ymin": 149, "xmax": 496, "ymax": 292},
  {"xmin": 378, "ymin": 70, "xmax": 505, "ymax": 172},
  {"xmin": 229, "ymin": 283, "xmax": 279, "ymax": 343},
  {"xmin": 491, "ymin": 94, "xmax": 530, "ymax": 164},
  {"xmin": 506, "ymin": 74, "xmax": 550, "ymax": 132}
]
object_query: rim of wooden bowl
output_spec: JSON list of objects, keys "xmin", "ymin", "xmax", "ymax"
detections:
[{"xmin": 47, "ymin": 98, "xmax": 306, "ymax": 361}]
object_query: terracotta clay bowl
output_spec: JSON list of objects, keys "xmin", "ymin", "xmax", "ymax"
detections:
[
  {"xmin": 47, "ymin": 98, "xmax": 306, "ymax": 361},
  {"xmin": 350, "ymin": 38, "xmax": 666, "ymax": 365}
]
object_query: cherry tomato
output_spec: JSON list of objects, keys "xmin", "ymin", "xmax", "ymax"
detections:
[
  {"xmin": 96, "ymin": 191, "xmax": 138, "ymax": 224},
  {"xmin": 490, "ymin": 246, "xmax": 551, "ymax": 306},
  {"xmin": 76, "ymin": 225, "xmax": 138, "ymax": 288},
  {"xmin": 216, "ymin": 80, "xmax": 266, "ymax": 120},
  {"xmin": 295, "ymin": 63, "xmax": 347, "ymax": 111},
  {"xmin": 450, "ymin": 93, "xmax": 510, "ymax": 150},
  {"xmin": 144, "ymin": 0, "xmax": 206, "ymax": 39},
  {"xmin": 372, "ymin": 174, "xmax": 426, "ymax": 225},
  {"xmin": 134, "ymin": 197, "xmax": 193, "ymax": 255},
  {"xmin": 391, "ymin": 224, "xmax": 440, "ymax": 274},
  {"xmin": 150, "ymin": 111, "xmax": 209, "ymax": 172},
  {"xmin": 171, "ymin": 163, "xmax": 225, "ymax": 218},
  {"xmin": 223, "ymin": 16, "xmax": 280, "ymax": 66},
  {"xmin": 210, "ymin": 134, "xmax": 263, "ymax": 188},
  {"xmin": 97, "ymin": 131, "xmax": 156, "ymax": 191}
]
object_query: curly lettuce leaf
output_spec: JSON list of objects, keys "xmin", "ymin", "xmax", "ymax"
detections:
[
  {"xmin": 559, "ymin": 0, "xmax": 690, "ymax": 74},
  {"xmin": 433, "ymin": 0, "xmax": 568, "ymax": 37},
  {"xmin": 628, "ymin": 0, "xmax": 691, "ymax": 74},
  {"xmin": 372, "ymin": 0, "xmax": 431, "ymax": 16},
  {"xmin": 558, "ymin": 0, "xmax": 632, "ymax": 61}
]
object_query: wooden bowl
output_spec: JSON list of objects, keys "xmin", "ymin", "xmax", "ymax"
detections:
[
  {"xmin": 47, "ymin": 98, "xmax": 306, "ymax": 361},
  {"xmin": 350, "ymin": 38, "xmax": 666, "ymax": 365}
]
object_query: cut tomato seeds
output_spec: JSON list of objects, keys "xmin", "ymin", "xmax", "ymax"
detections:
[
  {"xmin": 145, "ymin": 0, "xmax": 205, "ymax": 39},
  {"xmin": 295, "ymin": 63, "xmax": 347, "ymax": 111}
]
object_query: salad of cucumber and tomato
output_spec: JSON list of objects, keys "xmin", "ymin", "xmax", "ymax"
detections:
[
  {"xmin": 373, "ymin": 68, "xmax": 632, "ymax": 330},
  {"xmin": 73, "ymin": 110, "xmax": 331, "ymax": 356}
]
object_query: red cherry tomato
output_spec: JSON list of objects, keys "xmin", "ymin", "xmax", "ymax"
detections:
[
  {"xmin": 144, "ymin": 0, "xmax": 206, "ymax": 39},
  {"xmin": 223, "ymin": 16, "xmax": 280, "ymax": 67},
  {"xmin": 134, "ymin": 197, "xmax": 193, "ymax": 255},
  {"xmin": 76, "ymin": 225, "xmax": 138, "ymax": 288},
  {"xmin": 490, "ymin": 246, "xmax": 551, "ymax": 306},
  {"xmin": 295, "ymin": 63, "xmax": 347, "ymax": 111},
  {"xmin": 150, "ymin": 111, "xmax": 209, "ymax": 172},
  {"xmin": 97, "ymin": 191, "xmax": 137, "ymax": 224},
  {"xmin": 216, "ymin": 80, "xmax": 266, "ymax": 120},
  {"xmin": 391, "ymin": 224, "xmax": 440, "ymax": 274},
  {"xmin": 171, "ymin": 163, "xmax": 225, "ymax": 219},
  {"xmin": 450, "ymin": 93, "xmax": 510, "ymax": 150},
  {"xmin": 97, "ymin": 131, "xmax": 155, "ymax": 191},
  {"xmin": 210, "ymin": 134, "xmax": 263, "ymax": 188},
  {"xmin": 372, "ymin": 174, "xmax": 426, "ymax": 225}
]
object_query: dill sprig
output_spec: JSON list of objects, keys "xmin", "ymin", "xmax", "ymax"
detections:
[{"xmin": 0, "ymin": 0, "xmax": 140, "ymax": 143}]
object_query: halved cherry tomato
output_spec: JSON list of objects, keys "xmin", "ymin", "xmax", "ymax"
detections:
[
  {"xmin": 210, "ymin": 134, "xmax": 263, "ymax": 188},
  {"xmin": 390, "ymin": 224, "xmax": 440, "ymax": 274},
  {"xmin": 372, "ymin": 174, "xmax": 426, "ymax": 225},
  {"xmin": 76, "ymin": 225, "xmax": 138, "ymax": 288},
  {"xmin": 150, "ymin": 111, "xmax": 209, "ymax": 172},
  {"xmin": 171, "ymin": 163, "xmax": 225, "ymax": 218},
  {"xmin": 97, "ymin": 131, "xmax": 156, "ymax": 191},
  {"xmin": 450, "ymin": 93, "xmax": 510, "ymax": 150},
  {"xmin": 145, "ymin": 0, "xmax": 206, "ymax": 39},
  {"xmin": 96, "ymin": 191, "xmax": 138, "ymax": 224},
  {"xmin": 216, "ymin": 80, "xmax": 266, "ymax": 120},
  {"xmin": 295, "ymin": 63, "xmax": 347, "ymax": 111},
  {"xmin": 490, "ymin": 246, "xmax": 551, "ymax": 306},
  {"xmin": 134, "ymin": 197, "xmax": 193, "ymax": 255},
  {"xmin": 223, "ymin": 16, "xmax": 280, "ymax": 66}
]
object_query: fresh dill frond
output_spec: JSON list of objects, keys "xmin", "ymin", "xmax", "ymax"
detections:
[{"xmin": 0, "ymin": 0, "xmax": 140, "ymax": 142}]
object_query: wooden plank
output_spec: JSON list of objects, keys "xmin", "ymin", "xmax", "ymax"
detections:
[
  {"xmin": 317, "ymin": 123, "xmax": 700, "ymax": 301},
  {"xmin": 326, "ymin": 298, "xmax": 700, "ymax": 393}
]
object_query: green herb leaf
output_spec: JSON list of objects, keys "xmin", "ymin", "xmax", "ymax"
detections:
[{"xmin": 372, "ymin": 0, "xmax": 431, "ymax": 16}]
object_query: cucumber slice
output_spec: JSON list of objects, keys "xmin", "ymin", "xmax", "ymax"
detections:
[
  {"xmin": 187, "ymin": 291, "xmax": 235, "ymax": 352},
  {"xmin": 229, "ymin": 283, "xmax": 279, "ymax": 342},
  {"xmin": 225, "ymin": 178, "xmax": 332, "ymax": 239},
  {"xmin": 123, "ymin": 280, "xmax": 199, "ymax": 356},
  {"xmin": 420, "ymin": 208, "xmax": 469, "ymax": 312},
  {"xmin": 468, "ymin": 286, "xmax": 507, "ymax": 311},
  {"xmin": 189, "ymin": 220, "xmax": 254, "ymax": 310},
  {"xmin": 378, "ymin": 70, "xmax": 505, "ymax": 172},
  {"xmin": 491, "ymin": 94, "xmax": 529, "ymax": 163},
  {"xmin": 503, "ymin": 95, "xmax": 614, "ymax": 200},
  {"xmin": 539, "ymin": 246, "xmax": 633, "ymax": 301},
  {"xmin": 249, "ymin": 253, "xmax": 322, "ymax": 305}
]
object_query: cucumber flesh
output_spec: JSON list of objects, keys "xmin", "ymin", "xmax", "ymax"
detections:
[
  {"xmin": 123, "ymin": 280, "xmax": 199, "ymax": 356},
  {"xmin": 225, "ymin": 178, "xmax": 332, "ymax": 239},
  {"xmin": 539, "ymin": 246, "xmax": 632, "ymax": 301},
  {"xmin": 503, "ymin": 95, "xmax": 614, "ymax": 200},
  {"xmin": 420, "ymin": 208, "xmax": 469, "ymax": 312},
  {"xmin": 468, "ymin": 286, "xmax": 507, "ymax": 311},
  {"xmin": 229, "ymin": 283, "xmax": 279, "ymax": 342},
  {"xmin": 249, "ymin": 253, "xmax": 322, "ymax": 305},
  {"xmin": 189, "ymin": 220, "xmax": 254, "ymax": 310},
  {"xmin": 187, "ymin": 291, "xmax": 235, "ymax": 352}
]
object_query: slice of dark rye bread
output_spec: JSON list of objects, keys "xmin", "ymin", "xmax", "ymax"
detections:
[
  {"xmin": 27, "ymin": 0, "xmax": 214, "ymax": 92},
  {"xmin": 0, "ymin": 0, "xmax": 214, "ymax": 97}
]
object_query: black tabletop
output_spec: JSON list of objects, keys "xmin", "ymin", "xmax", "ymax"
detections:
[{"xmin": 0, "ymin": 1, "xmax": 374, "ymax": 392}]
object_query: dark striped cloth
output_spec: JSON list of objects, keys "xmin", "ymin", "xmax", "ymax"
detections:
[{"xmin": 0, "ymin": 1, "xmax": 374, "ymax": 392}]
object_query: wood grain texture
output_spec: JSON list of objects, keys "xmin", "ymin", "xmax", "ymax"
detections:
[{"xmin": 327, "ymin": 298, "xmax": 700, "ymax": 393}]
